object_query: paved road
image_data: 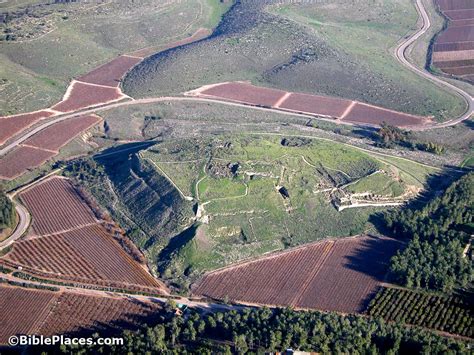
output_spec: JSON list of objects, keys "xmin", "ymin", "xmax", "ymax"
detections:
[
  {"xmin": 0, "ymin": 201, "xmax": 30, "ymax": 251},
  {"xmin": 395, "ymin": 0, "xmax": 473, "ymax": 129}
]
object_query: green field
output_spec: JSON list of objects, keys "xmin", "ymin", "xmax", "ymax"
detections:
[
  {"xmin": 139, "ymin": 134, "xmax": 436, "ymax": 288},
  {"xmin": 0, "ymin": 0, "xmax": 230, "ymax": 115},
  {"xmin": 123, "ymin": 0, "xmax": 465, "ymax": 121}
]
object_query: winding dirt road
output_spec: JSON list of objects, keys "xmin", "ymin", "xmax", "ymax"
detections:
[{"xmin": 396, "ymin": 0, "xmax": 473, "ymax": 128}]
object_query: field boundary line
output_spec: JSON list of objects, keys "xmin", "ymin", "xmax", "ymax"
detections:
[
  {"xmin": 20, "ymin": 144, "xmax": 58, "ymax": 154},
  {"xmin": 143, "ymin": 155, "xmax": 194, "ymax": 201},
  {"xmin": 273, "ymin": 92, "xmax": 292, "ymax": 108},
  {"xmin": 290, "ymin": 240, "xmax": 336, "ymax": 307},
  {"xmin": 339, "ymin": 101, "xmax": 357, "ymax": 120}
]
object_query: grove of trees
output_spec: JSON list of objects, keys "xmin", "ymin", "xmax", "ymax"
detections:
[
  {"xmin": 0, "ymin": 187, "xmax": 14, "ymax": 231},
  {"xmin": 385, "ymin": 172, "xmax": 473, "ymax": 292}
]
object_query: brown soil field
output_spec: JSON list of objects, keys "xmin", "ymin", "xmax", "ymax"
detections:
[
  {"xmin": 437, "ymin": 0, "xmax": 474, "ymax": 11},
  {"xmin": 436, "ymin": 25, "xmax": 474, "ymax": 43},
  {"xmin": 3, "ymin": 224, "xmax": 163, "ymax": 290},
  {"xmin": 39, "ymin": 292, "xmax": 161, "ymax": 337},
  {"xmin": 19, "ymin": 177, "xmax": 97, "ymax": 236},
  {"xmin": 200, "ymin": 82, "xmax": 287, "ymax": 107},
  {"xmin": 23, "ymin": 115, "xmax": 101, "ymax": 152},
  {"xmin": 131, "ymin": 28, "xmax": 211, "ymax": 58},
  {"xmin": 0, "ymin": 285, "xmax": 57, "ymax": 344},
  {"xmin": 445, "ymin": 9, "xmax": 474, "ymax": 20},
  {"xmin": 434, "ymin": 42, "xmax": 474, "ymax": 51},
  {"xmin": 193, "ymin": 235, "xmax": 402, "ymax": 314},
  {"xmin": 434, "ymin": 59, "xmax": 474, "ymax": 67},
  {"xmin": 77, "ymin": 56, "xmax": 142, "ymax": 88},
  {"xmin": 0, "ymin": 284, "xmax": 162, "ymax": 344},
  {"xmin": 451, "ymin": 19, "xmax": 474, "ymax": 26},
  {"xmin": 278, "ymin": 92, "xmax": 353, "ymax": 118},
  {"xmin": 51, "ymin": 82, "xmax": 123, "ymax": 113},
  {"xmin": 0, "ymin": 110, "xmax": 54, "ymax": 145},
  {"xmin": 433, "ymin": 49, "xmax": 474, "ymax": 61},
  {"xmin": 442, "ymin": 65, "xmax": 474, "ymax": 75},
  {"xmin": 341, "ymin": 103, "xmax": 429, "ymax": 127},
  {"xmin": 0, "ymin": 146, "xmax": 55, "ymax": 180}
]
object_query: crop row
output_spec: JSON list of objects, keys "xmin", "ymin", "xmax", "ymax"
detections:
[{"xmin": 367, "ymin": 287, "xmax": 473, "ymax": 338}]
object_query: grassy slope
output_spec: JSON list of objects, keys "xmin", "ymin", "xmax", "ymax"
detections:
[
  {"xmin": 270, "ymin": 0, "xmax": 465, "ymax": 121},
  {"xmin": 123, "ymin": 0, "xmax": 465, "ymax": 121},
  {"xmin": 0, "ymin": 0, "xmax": 229, "ymax": 115},
  {"xmin": 139, "ymin": 135, "xmax": 436, "ymax": 288}
]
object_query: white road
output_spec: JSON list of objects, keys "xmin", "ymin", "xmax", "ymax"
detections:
[{"xmin": 395, "ymin": 0, "xmax": 473, "ymax": 128}]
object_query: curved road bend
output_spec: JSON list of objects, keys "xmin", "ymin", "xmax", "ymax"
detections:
[
  {"xmin": 396, "ymin": 0, "xmax": 473, "ymax": 128},
  {"xmin": 0, "ymin": 202, "xmax": 30, "ymax": 251}
]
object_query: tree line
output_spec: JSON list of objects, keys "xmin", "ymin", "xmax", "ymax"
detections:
[
  {"xmin": 54, "ymin": 305, "xmax": 469, "ymax": 354},
  {"xmin": 385, "ymin": 172, "xmax": 473, "ymax": 292},
  {"xmin": 0, "ymin": 187, "xmax": 14, "ymax": 230}
]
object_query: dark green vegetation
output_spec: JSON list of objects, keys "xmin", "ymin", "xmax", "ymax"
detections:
[
  {"xmin": 386, "ymin": 172, "xmax": 473, "ymax": 292},
  {"xmin": 56, "ymin": 306, "xmax": 470, "ymax": 354},
  {"xmin": 377, "ymin": 123, "xmax": 445, "ymax": 155},
  {"xmin": 0, "ymin": 188, "xmax": 14, "ymax": 232},
  {"xmin": 63, "ymin": 150, "xmax": 195, "ymax": 278},
  {"xmin": 368, "ymin": 287, "xmax": 473, "ymax": 338},
  {"xmin": 0, "ymin": 0, "xmax": 229, "ymax": 115},
  {"xmin": 123, "ymin": 0, "xmax": 464, "ymax": 120}
]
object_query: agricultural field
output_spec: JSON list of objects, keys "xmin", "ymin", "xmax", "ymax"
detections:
[
  {"xmin": 432, "ymin": 0, "xmax": 474, "ymax": 83},
  {"xmin": 0, "ymin": 284, "xmax": 162, "ymax": 344},
  {"xmin": 124, "ymin": 0, "xmax": 465, "ymax": 121},
  {"xmin": 135, "ymin": 134, "xmax": 435, "ymax": 288},
  {"xmin": 0, "ymin": 114, "xmax": 101, "ymax": 180},
  {"xmin": 0, "ymin": 0, "xmax": 230, "ymax": 115},
  {"xmin": 2, "ymin": 176, "xmax": 166, "ymax": 292},
  {"xmin": 0, "ymin": 284, "xmax": 58, "ymax": 344},
  {"xmin": 194, "ymin": 82, "xmax": 430, "ymax": 127},
  {"xmin": 19, "ymin": 177, "xmax": 97, "ymax": 235},
  {"xmin": 0, "ymin": 110, "xmax": 54, "ymax": 145},
  {"xmin": 0, "ymin": 145, "xmax": 55, "ymax": 180},
  {"xmin": 193, "ymin": 235, "xmax": 402, "ymax": 313},
  {"xmin": 51, "ymin": 82, "xmax": 124, "ymax": 113},
  {"xmin": 368, "ymin": 287, "xmax": 473, "ymax": 338}
]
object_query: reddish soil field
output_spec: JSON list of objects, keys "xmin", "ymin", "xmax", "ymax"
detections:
[
  {"xmin": 442, "ymin": 65, "xmax": 474, "ymax": 75},
  {"xmin": 193, "ymin": 235, "xmax": 402, "ymax": 314},
  {"xmin": 23, "ymin": 115, "xmax": 101, "ymax": 152},
  {"xmin": 445, "ymin": 9, "xmax": 474, "ymax": 20},
  {"xmin": 0, "ymin": 110, "xmax": 54, "ymax": 145},
  {"xmin": 434, "ymin": 58, "xmax": 474, "ymax": 67},
  {"xmin": 433, "ymin": 49, "xmax": 474, "ymax": 61},
  {"xmin": 131, "ymin": 28, "xmax": 211, "ymax": 58},
  {"xmin": 77, "ymin": 56, "xmax": 141, "ymax": 87},
  {"xmin": 19, "ymin": 177, "xmax": 97, "ymax": 235},
  {"xmin": 0, "ymin": 146, "xmax": 55, "ymax": 180},
  {"xmin": 0, "ymin": 285, "xmax": 57, "ymax": 344},
  {"xmin": 295, "ymin": 237, "xmax": 401, "ymax": 313},
  {"xmin": 4, "ymin": 224, "xmax": 163, "ymax": 289},
  {"xmin": 341, "ymin": 103, "xmax": 428, "ymax": 127},
  {"xmin": 0, "ymin": 285, "xmax": 162, "ymax": 344},
  {"xmin": 278, "ymin": 92, "xmax": 353, "ymax": 118},
  {"xmin": 39, "ymin": 292, "xmax": 161, "ymax": 337},
  {"xmin": 434, "ymin": 42, "xmax": 474, "ymax": 51},
  {"xmin": 200, "ymin": 82, "xmax": 287, "ymax": 107},
  {"xmin": 436, "ymin": 25, "xmax": 474, "ymax": 43},
  {"xmin": 437, "ymin": 0, "xmax": 474, "ymax": 11},
  {"xmin": 52, "ymin": 82, "xmax": 123, "ymax": 113}
]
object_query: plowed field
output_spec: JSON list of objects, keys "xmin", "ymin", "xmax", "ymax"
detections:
[
  {"xmin": 52, "ymin": 82, "xmax": 124, "ymax": 113},
  {"xmin": 77, "ymin": 56, "xmax": 141, "ymax": 88},
  {"xmin": 193, "ymin": 235, "xmax": 401, "ymax": 313},
  {"xmin": 0, "ymin": 146, "xmax": 55, "ymax": 180},
  {"xmin": 0, "ymin": 110, "xmax": 54, "ymax": 145}
]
